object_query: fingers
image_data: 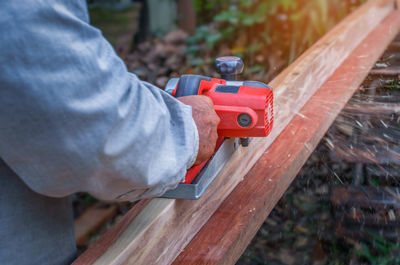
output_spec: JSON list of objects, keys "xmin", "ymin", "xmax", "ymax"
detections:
[{"xmin": 177, "ymin": 95, "xmax": 220, "ymax": 166}]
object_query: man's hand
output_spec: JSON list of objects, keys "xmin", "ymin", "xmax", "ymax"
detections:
[{"xmin": 178, "ymin": 95, "xmax": 220, "ymax": 166}]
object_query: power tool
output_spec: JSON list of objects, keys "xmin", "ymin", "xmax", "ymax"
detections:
[{"xmin": 161, "ymin": 56, "xmax": 274, "ymax": 199}]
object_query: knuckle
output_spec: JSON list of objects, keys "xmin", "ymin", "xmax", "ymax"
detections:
[{"xmin": 204, "ymin": 97, "xmax": 214, "ymax": 107}]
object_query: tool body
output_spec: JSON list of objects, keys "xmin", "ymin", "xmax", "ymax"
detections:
[{"xmin": 161, "ymin": 57, "xmax": 274, "ymax": 199}]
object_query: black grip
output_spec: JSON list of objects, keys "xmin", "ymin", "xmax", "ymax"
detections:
[
  {"xmin": 215, "ymin": 56, "xmax": 244, "ymax": 81},
  {"xmin": 175, "ymin": 75, "xmax": 211, "ymax": 97}
]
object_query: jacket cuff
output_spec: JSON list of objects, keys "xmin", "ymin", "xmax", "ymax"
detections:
[{"xmin": 186, "ymin": 114, "xmax": 199, "ymax": 170}]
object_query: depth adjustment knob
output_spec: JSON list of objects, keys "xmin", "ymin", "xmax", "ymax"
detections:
[{"xmin": 215, "ymin": 56, "xmax": 244, "ymax": 81}]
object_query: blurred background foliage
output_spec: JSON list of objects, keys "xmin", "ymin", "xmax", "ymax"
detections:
[
  {"xmin": 187, "ymin": 0, "xmax": 366, "ymax": 80},
  {"xmin": 87, "ymin": 0, "xmax": 367, "ymax": 82}
]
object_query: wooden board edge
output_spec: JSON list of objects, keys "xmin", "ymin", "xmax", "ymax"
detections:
[
  {"xmin": 73, "ymin": 199, "xmax": 151, "ymax": 264},
  {"xmin": 75, "ymin": 203, "xmax": 118, "ymax": 246},
  {"xmin": 73, "ymin": 1, "xmax": 396, "ymax": 264},
  {"xmin": 172, "ymin": 10, "xmax": 400, "ymax": 265}
]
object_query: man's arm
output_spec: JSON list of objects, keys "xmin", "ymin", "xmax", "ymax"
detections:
[{"xmin": 0, "ymin": 1, "xmax": 217, "ymax": 201}]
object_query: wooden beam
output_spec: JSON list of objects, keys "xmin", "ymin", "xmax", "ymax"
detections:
[
  {"xmin": 370, "ymin": 65, "xmax": 400, "ymax": 75},
  {"xmin": 173, "ymin": 10, "xmax": 400, "ymax": 265},
  {"xmin": 331, "ymin": 144, "xmax": 400, "ymax": 164},
  {"xmin": 343, "ymin": 102, "xmax": 400, "ymax": 115},
  {"xmin": 388, "ymin": 41, "xmax": 400, "ymax": 50},
  {"xmin": 74, "ymin": 199, "xmax": 151, "ymax": 264},
  {"xmin": 73, "ymin": 1, "xmax": 397, "ymax": 264}
]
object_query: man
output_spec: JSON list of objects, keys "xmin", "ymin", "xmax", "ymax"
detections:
[{"xmin": 0, "ymin": 1, "xmax": 220, "ymax": 264}]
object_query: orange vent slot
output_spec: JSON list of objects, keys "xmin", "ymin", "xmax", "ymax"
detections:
[{"xmin": 264, "ymin": 93, "xmax": 274, "ymax": 136}]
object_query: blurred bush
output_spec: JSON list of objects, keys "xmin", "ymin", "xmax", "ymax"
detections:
[
  {"xmin": 187, "ymin": 0, "xmax": 366, "ymax": 80},
  {"xmin": 87, "ymin": 0, "xmax": 140, "ymax": 56}
]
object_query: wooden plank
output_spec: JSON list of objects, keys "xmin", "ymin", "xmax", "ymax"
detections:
[
  {"xmin": 331, "ymin": 185, "xmax": 400, "ymax": 209},
  {"xmin": 370, "ymin": 65, "xmax": 400, "ymax": 75},
  {"xmin": 173, "ymin": 10, "xmax": 400, "ymax": 265},
  {"xmin": 74, "ymin": 199, "xmax": 151, "ymax": 264},
  {"xmin": 336, "ymin": 207, "xmax": 400, "ymax": 226},
  {"xmin": 387, "ymin": 41, "xmax": 400, "ymax": 52},
  {"xmin": 343, "ymin": 102, "xmax": 400, "ymax": 115},
  {"xmin": 331, "ymin": 144, "xmax": 400, "ymax": 164},
  {"xmin": 73, "ymin": 1, "xmax": 396, "ymax": 264},
  {"xmin": 75, "ymin": 203, "xmax": 118, "ymax": 246}
]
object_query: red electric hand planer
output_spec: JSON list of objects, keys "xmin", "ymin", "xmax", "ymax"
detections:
[{"xmin": 161, "ymin": 56, "xmax": 274, "ymax": 199}]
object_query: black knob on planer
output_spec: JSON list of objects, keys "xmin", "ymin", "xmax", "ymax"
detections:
[
  {"xmin": 215, "ymin": 56, "xmax": 250, "ymax": 147},
  {"xmin": 215, "ymin": 56, "xmax": 244, "ymax": 81}
]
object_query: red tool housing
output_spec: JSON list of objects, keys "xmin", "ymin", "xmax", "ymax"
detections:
[
  {"xmin": 168, "ymin": 75, "xmax": 274, "ymax": 184},
  {"xmin": 172, "ymin": 77, "xmax": 274, "ymax": 138}
]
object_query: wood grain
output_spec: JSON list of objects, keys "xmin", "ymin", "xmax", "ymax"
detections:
[
  {"xmin": 74, "ymin": 199, "xmax": 151, "ymax": 264},
  {"xmin": 173, "ymin": 10, "xmax": 400, "ymax": 265},
  {"xmin": 73, "ymin": 1, "xmax": 396, "ymax": 264}
]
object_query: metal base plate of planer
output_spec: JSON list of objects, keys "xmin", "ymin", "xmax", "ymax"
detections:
[{"xmin": 160, "ymin": 138, "xmax": 242, "ymax": 199}]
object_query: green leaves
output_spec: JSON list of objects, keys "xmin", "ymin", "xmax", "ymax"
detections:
[
  {"xmin": 186, "ymin": 0, "xmax": 366, "ymax": 75},
  {"xmin": 186, "ymin": 25, "xmax": 222, "ymax": 51},
  {"xmin": 354, "ymin": 232, "xmax": 400, "ymax": 265},
  {"xmin": 214, "ymin": 9, "xmax": 239, "ymax": 24},
  {"xmin": 206, "ymin": 32, "xmax": 222, "ymax": 48},
  {"xmin": 213, "ymin": 2, "xmax": 268, "ymax": 26}
]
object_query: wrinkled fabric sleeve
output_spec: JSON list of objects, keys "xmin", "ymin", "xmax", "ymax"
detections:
[{"xmin": 0, "ymin": 1, "xmax": 199, "ymax": 201}]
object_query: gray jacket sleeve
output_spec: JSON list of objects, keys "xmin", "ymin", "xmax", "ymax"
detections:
[{"xmin": 0, "ymin": 1, "xmax": 198, "ymax": 201}]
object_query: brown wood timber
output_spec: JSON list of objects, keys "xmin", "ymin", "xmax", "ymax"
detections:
[
  {"xmin": 343, "ymin": 101, "xmax": 400, "ymax": 115},
  {"xmin": 173, "ymin": 10, "xmax": 400, "ymax": 265},
  {"xmin": 75, "ymin": 203, "xmax": 118, "ymax": 247},
  {"xmin": 73, "ymin": 1, "xmax": 397, "ymax": 264},
  {"xmin": 74, "ymin": 199, "xmax": 151, "ymax": 264},
  {"xmin": 387, "ymin": 41, "xmax": 400, "ymax": 52},
  {"xmin": 331, "ymin": 185, "xmax": 400, "ymax": 209},
  {"xmin": 370, "ymin": 65, "xmax": 400, "ymax": 75},
  {"xmin": 330, "ymin": 141, "xmax": 400, "ymax": 164}
]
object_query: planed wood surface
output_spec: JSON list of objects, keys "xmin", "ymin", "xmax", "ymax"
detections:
[
  {"xmin": 173, "ymin": 10, "xmax": 400, "ymax": 265},
  {"xmin": 73, "ymin": 1, "xmax": 396, "ymax": 264}
]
